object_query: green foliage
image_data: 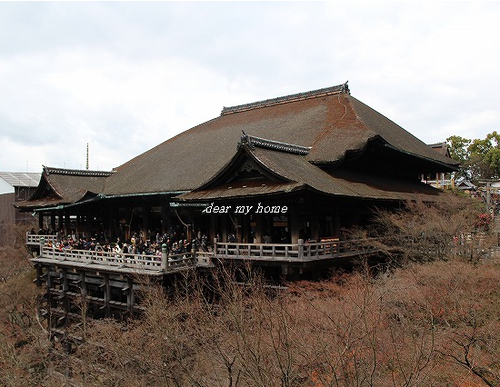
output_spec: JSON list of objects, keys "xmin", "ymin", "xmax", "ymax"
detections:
[
  {"xmin": 446, "ymin": 135, "xmax": 471, "ymax": 165},
  {"xmin": 447, "ymin": 131, "xmax": 500, "ymax": 183}
]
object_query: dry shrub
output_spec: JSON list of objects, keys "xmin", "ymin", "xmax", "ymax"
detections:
[
  {"xmin": 2, "ymin": 255, "xmax": 500, "ymax": 386},
  {"xmin": 0, "ymin": 240, "xmax": 48, "ymax": 387},
  {"xmin": 371, "ymin": 194, "xmax": 493, "ymax": 263},
  {"xmin": 2, "ymin": 200, "xmax": 500, "ymax": 386},
  {"xmin": 51, "ymin": 257, "xmax": 498, "ymax": 387},
  {"xmin": 379, "ymin": 259, "xmax": 500, "ymax": 386}
]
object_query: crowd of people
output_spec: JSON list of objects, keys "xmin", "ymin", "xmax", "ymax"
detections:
[{"xmin": 30, "ymin": 226, "xmax": 210, "ymax": 258}]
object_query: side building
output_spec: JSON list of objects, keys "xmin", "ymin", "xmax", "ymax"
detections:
[{"xmin": 0, "ymin": 172, "xmax": 40, "ymax": 232}]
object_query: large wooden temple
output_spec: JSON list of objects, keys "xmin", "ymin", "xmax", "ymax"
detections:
[{"xmin": 18, "ymin": 82, "xmax": 458, "ymax": 318}]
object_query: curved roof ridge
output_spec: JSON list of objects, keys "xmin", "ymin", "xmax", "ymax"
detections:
[
  {"xmin": 44, "ymin": 166, "xmax": 114, "ymax": 177},
  {"xmin": 221, "ymin": 82, "xmax": 349, "ymax": 115},
  {"xmin": 239, "ymin": 131, "xmax": 311, "ymax": 155}
]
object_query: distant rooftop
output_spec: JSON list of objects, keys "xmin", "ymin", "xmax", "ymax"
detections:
[
  {"xmin": 43, "ymin": 166, "xmax": 114, "ymax": 177},
  {"xmin": 0, "ymin": 172, "xmax": 41, "ymax": 187},
  {"xmin": 221, "ymin": 82, "xmax": 350, "ymax": 116}
]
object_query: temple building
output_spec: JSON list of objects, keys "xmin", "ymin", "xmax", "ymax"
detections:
[
  {"xmin": 18, "ymin": 82, "xmax": 461, "ymax": 319},
  {"xmin": 17, "ymin": 82, "xmax": 458, "ymax": 246}
]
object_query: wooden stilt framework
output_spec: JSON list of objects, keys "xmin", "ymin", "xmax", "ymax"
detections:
[{"xmin": 35, "ymin": 262, "xmax": 151, "ymax": 326}]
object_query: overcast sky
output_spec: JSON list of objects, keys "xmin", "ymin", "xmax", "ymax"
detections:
[{"xmin": 0, "ymin": 2, "xmax": 499, "ymax": 172}]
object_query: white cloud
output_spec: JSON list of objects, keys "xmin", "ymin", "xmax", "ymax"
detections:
[{"xmin": 1, "ymin": 2, "xmax": 500, "ymax": 172}]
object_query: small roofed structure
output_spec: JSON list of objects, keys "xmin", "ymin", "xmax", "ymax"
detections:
[
  {"xmin": 428, "ymin": 142, "xmax": 452, "ymax": 158},
  {"xmin": 15, "ymin": 166, "xmax": 113, "ymax": 233},
  {"xmin": 421, "ymin": 142, "xmax": 455, "ymax": 190},
  {"xmin": 0, "ymin": 172, "xmax": 40, "ymax": 228}
]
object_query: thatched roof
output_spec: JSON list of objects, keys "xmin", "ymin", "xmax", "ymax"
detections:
[
  {"xmin": 103, "ymin": 82, "xmax": 458, "ymax": 196},
  {"xmin": 17, "ymin": 83, "xmax": 459, "ymax": 210}
]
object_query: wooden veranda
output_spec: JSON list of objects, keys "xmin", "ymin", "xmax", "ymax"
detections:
[{"xmin": 28, "ymin": 233, "xmax": 384, "ymax": 326}]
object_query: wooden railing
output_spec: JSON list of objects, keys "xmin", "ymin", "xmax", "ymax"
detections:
[
  {"xmin": 214, "ymin": 238, "xmax": 381, "ymax": 262},
  {"xmin": 28, "ymin": 234, "xmax": 382, "ymax": 273},
  {"xmin": 39, "ymin": 246, "xmax": 196, "ymax": 273},
  {"xmin": 26, "ymin": 233, "xmax": 58, "ymax": 246},
  {"xmin": 215, "ymin": 242, "xmax": 299, "ymax": 260}
]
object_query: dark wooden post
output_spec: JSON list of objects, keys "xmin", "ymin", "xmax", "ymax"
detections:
[
  {"xmin": 101, "ymin": 274, "xmax": 111, "ymax": 318},
  {"xmin": 80, "ymin": 271, "xmax": 87, "ymax": 297},
  {"xmin": 86, "ymin": 210, "xmax": 92, "ymax": 239},
  {"xmin": 126, "ymin": 277, "xmax": 134, "ymax": 314},
  {"xmin": 38, "ymin": 213, "xmax": 44, "ymax": 231},
  {"xmin": 289, "ymin": 209, "xmax": 300, "ymax": 244},
  {"xmin": 254, "ymin": 214, "xmax": 263, "ymax": 243},
  {"xmin": 64, "ymin": 211, "xmax": 71, "ymax": 236},
  {"xmin": 310, "ymin": 209, "xmax": 319, "ymax": 242},
  {"xmin": 161, "ymin": 201, "xmax": 170, "ymax": 234},
  {"xmin": 298, "ymin": 239, "xmax": 304, "ymax": 260},
  {"xmin": 50, "ymin": 211, "xmax": 56, "ymax": 232},
  {"xmin": 143, "ymin": 205, "xmax": 150, "ymax": 235}
]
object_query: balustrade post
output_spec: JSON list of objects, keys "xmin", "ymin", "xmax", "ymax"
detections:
[
  {"xmin": 161, "ymin": 243, "xmax": 168, "ymax": 271},
  {"xmin": 213, "ymin": 238, "xmax": 219, "ymax": 256},
  {"xmin": 298, "ymin": 239, "xmax": 304, "ymax": 261}
]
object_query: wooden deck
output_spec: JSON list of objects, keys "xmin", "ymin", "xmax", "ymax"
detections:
[
  {"xmin": 28, "ymin": 235, "xmax": 383, "ymax": 322},
  {"xmin": 29, "ymin": 234, "xmax": 382, "ymax": 274}
]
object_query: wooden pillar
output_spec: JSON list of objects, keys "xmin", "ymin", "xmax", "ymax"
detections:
[
  {"xmin": 80, "ymin": 272, "xmax": 87, "ymax": 297},
  {"xmin": 35, "ymin": 264, "xmax": 43, "ymax": 287},
  {"xmin": 108, "ymin": 207, "xmax": 114, "ymax": 241},
  {"xmin": 333, "ymin": 210, "xmax": 341, "ymax": 237},
  {"xmin": 126, "ymin": 277, "xmax": 134, "ymax": 314},
  {"xmin": 210, "ymin": 214, "xmax": 217, "ymax": 242},
  {"xmin": 58, "ymin": 214, "xmax": 63, "ymax": 233},
  {"xmin": 86, "ymin": 210, "xmax": 92, "ymax": 239},
  {"xmin": 46, "ymin": 268, "xmax": 53, "ymax": 312},
  {"xmin": 61, "ymin": 268, "xmax": 69, "ymax": 317},
  {"xmin": 64, "ymin": 212, "xmax": 71, "ymax": 236},
  {"xmin": 310, "ymin": 209, "xmax": 319, "ymax": 242},
  {"xmin": 221, "ymin": 216, "xmax": 228, "ymax": 242},
  {"xmin": 235, "ymin": 215, "xmax": 242, "ymax": 242},
  {"xmin": 289, "ymin": 209, "xmax": 300, "ymax": 244},
  {"xmin": 143, "ymin": 205, "xmax": 150, "ymax": 234},
  {"xmin": 75, "ymin": 215, "xmax": 79, "ymax": 238},
  {"xmin": 38, "ymin": 213, "xmax": 44, "ymax": 231},
  {"xmin": 101, "ymin": 274, "xmax": 110, "ymax": 318},
  {"xmin": 254, "ymin": 214, "xmax": 263, "ymax": 243},
  {"xmin": 50, "ymin": 212, "xmax": 56, "ymax": 232},
  {"xmin": 125, "ymin": 208, "xmax": 133, "ymax": 241},
  {"xmin": 161, "ymin": 203, "xmax": 170, "ymax": 233}
]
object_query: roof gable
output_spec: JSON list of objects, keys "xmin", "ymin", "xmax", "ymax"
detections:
[
  {"xmin": 194, "ymin": 133, "xmax": 306, "ymax": 192},
  {"xmin": 16, "ymin": 166, "xmax": 113, "ymax": 210},
  {"xmin": 176, "ymin": 133, "xmax": 443, "ymax": 203}
]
